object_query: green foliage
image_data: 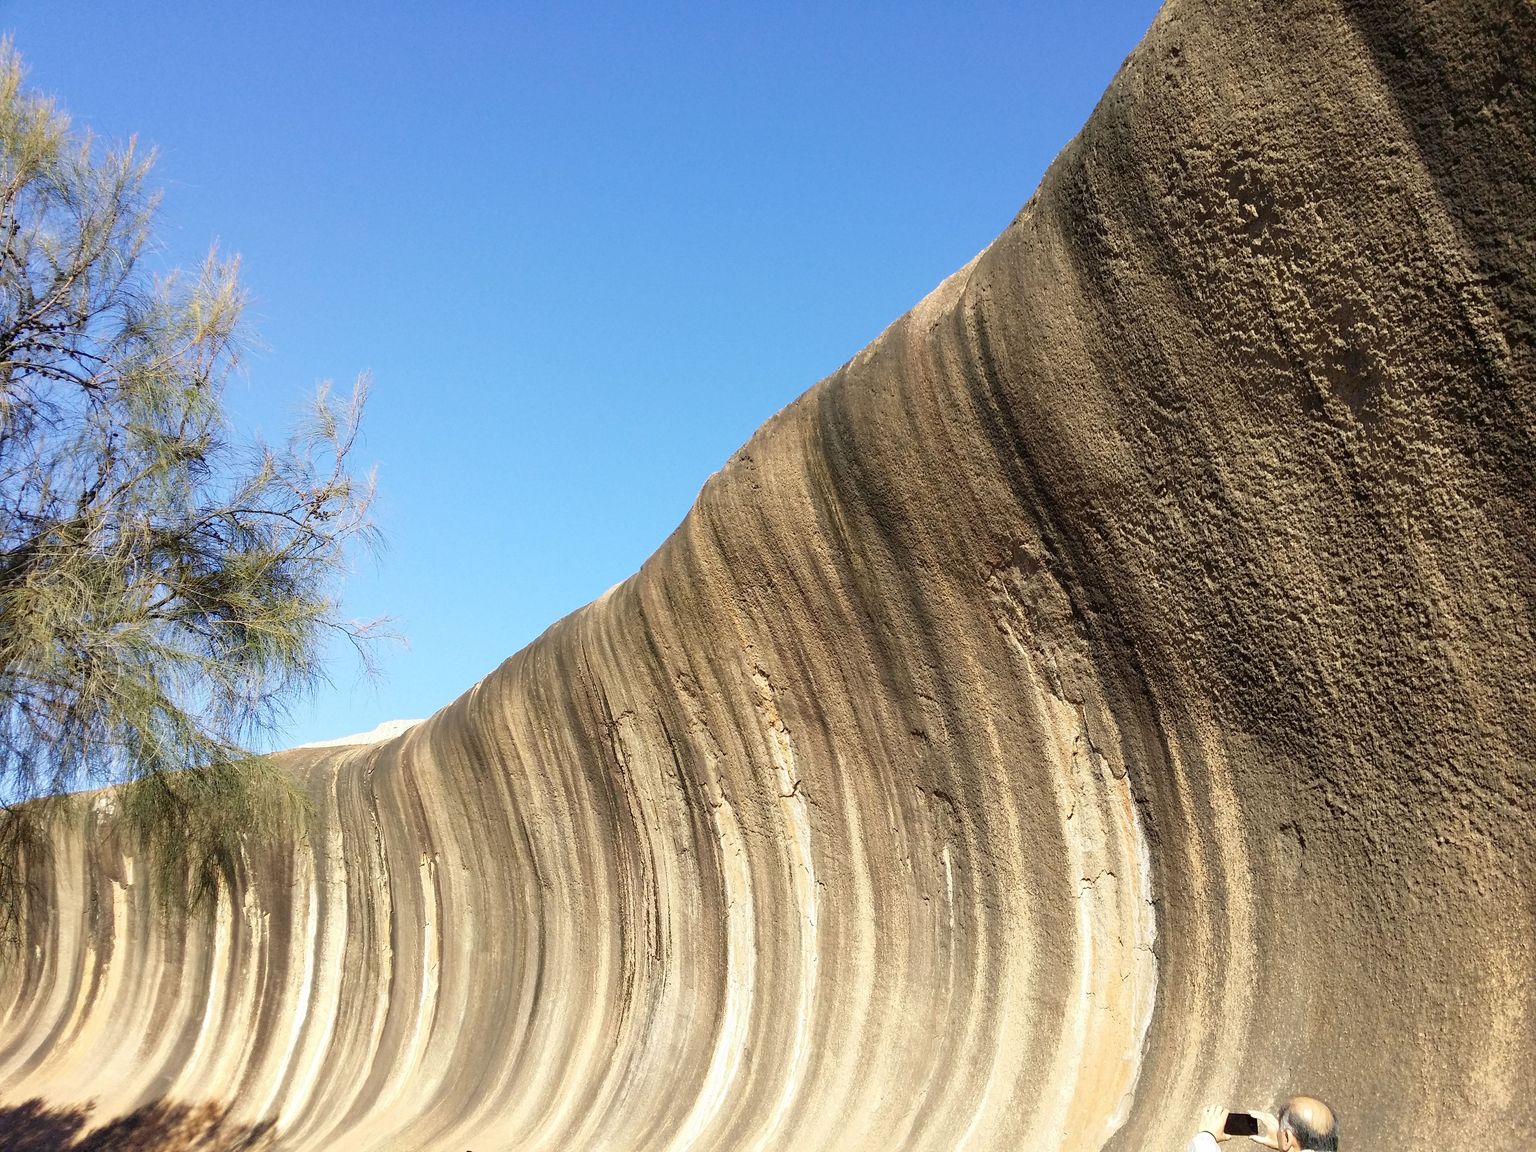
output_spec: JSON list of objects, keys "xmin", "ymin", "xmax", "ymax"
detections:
[{"xmin": 0, "ymin": 42, "xmax": 380, "ymax": 928}]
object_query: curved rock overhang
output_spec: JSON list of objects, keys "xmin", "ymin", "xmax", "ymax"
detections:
[{"xmin": 2, "ymin": 0, "xmax": 1533, "ymax": 1148}]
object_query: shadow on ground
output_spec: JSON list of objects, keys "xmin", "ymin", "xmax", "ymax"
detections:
[{"xmin": 0, "ymin": 1098, "xmax": 277, "ymax": 1151}]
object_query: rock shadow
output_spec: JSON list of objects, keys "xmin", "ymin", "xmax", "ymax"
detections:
[{"xmin": 0, "ymin": 1097, "xmax": 277, "ymax": 1151}]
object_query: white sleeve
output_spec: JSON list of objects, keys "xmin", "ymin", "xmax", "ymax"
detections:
[{"xmin": 1186, "ymin": 1133, "xmax": 1221, "ymax": 1152}]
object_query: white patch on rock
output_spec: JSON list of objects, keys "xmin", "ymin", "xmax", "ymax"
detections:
[{"xmin": 296, "ymin": 719, "xmax": 424, "ymax": 749}]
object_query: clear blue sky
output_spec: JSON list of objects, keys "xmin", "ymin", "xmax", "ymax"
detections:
[{"xmin": 2, "ymin": 1, "xmax": 1162, "ymax": 749}]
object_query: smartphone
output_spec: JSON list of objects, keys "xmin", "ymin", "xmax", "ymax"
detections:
[{"xmin": 1223, "ymin": 1111, "xmax": 1261, "ymax": 1137}]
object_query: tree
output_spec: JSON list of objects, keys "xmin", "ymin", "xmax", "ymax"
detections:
[{"xmin": 0, "ymin": 42, "xmax": 380, "ymax": 923}]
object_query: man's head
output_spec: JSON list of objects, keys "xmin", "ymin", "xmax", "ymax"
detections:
[{"xmin": 1277, "ymin": 1096, "xmax": 1338, "ymax": 1151}]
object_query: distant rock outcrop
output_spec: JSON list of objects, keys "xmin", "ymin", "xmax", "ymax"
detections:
[{"xmin": 2, "ymin": 1, "xmax": 1532, "ymax": 1148}]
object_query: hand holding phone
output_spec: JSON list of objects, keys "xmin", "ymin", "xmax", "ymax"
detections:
[{"xmin": 1223, "ymin": 1111, "xmax": 1261, "ymax": 1137}]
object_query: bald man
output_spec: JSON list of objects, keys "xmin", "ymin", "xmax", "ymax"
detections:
[{"xmin": 1188, "ymin": 1096, "xmax": 1339, "ymax": 1151}]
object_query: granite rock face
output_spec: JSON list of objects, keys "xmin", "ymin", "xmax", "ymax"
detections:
[{"xmin": 2, "ymin": 1, "xmax": 1533, "ymax": 1148}]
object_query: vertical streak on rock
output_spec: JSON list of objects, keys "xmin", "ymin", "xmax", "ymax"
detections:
[
  {"xmin": 747, "ymin": 666, "xmax": 818, "ymax": 1150},
  {"xmin": 175, "ymin": 878, "xmax": 234, "ymax": 1102},
  {"xmin": 663, "ymin": 692, "xmax": 757, "ymax": 1152},
  {"xmin": 276, "ymin": 794, "xmax": 349, "ymax": 1137},
  {"xmin": 250, "ymin": 847, "xmax": 319, "ymax": 1124}
]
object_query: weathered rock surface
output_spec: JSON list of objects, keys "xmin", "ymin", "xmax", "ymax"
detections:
[{"xmin": 3, "ymin": 0, "xmax": 1533, "ymax": 1148}]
